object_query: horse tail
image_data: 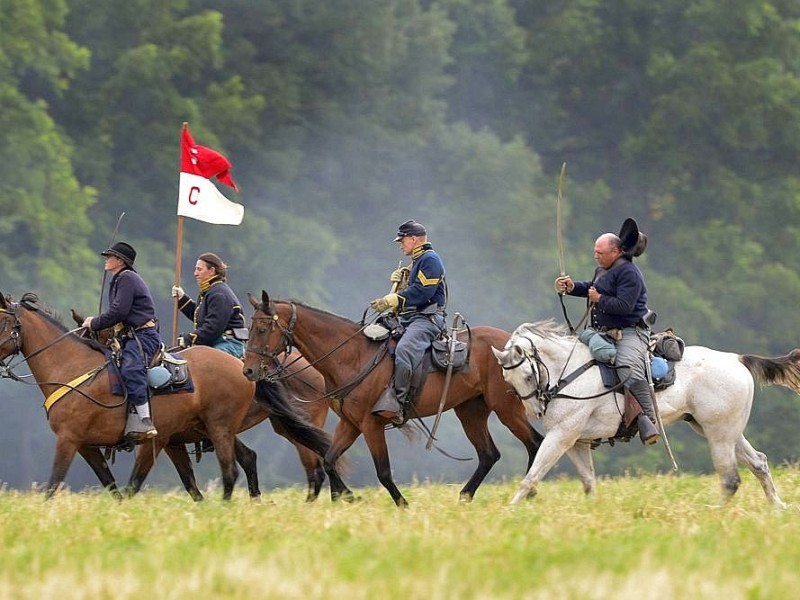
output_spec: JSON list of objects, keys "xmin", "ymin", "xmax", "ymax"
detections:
[
  {"xmin": 255, "ymin": 379, "xmax": 332, "ymax": 458},
  {"xmin": 740, "ymin": 348, "xmax": 800, "ymax": 393}
]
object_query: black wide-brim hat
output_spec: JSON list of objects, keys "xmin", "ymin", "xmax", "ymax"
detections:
[
  {"xmin": 101, "ymin": 241, "xmax": 137, "ymax": 269},
  {"xmin": 618, "ymin": 218, "xmax": 647, "ymax": 259}
]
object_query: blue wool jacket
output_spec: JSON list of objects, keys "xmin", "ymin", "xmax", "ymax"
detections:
[
  {"xmin": 570, "ymin": 259, "xmax": 648, "ymax": 329},
  {"xmin": 92, "ymin": 269, "xmax": 157, "ymax": 331},
  {"xmin": 397, "ymin": 242, "xmax": 446, "ymax": 314},
  {"xmin": 177, "ymin": 277, "xmax": 245, "ymax": 346}
]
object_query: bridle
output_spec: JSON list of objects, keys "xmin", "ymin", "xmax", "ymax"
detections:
[
  {"xmin": 499, "ymin": 335, "xmax": 551, "ymax": 402},
  {"xmin": 0, "ymin": 301, "xmax": 122, "ymax": 409},
  {"xmin": 244, "ymin": 300, "xmax": 390, "ymax": 405},
  {"xmin": 500, "ymin": 333, "xmax": 629, "ymax": 412},
  {"xmin": 244, "ymin": 301, "xmax": 299, "ymax": 381},
  {"xmin": 0, "ymin": 305, "xmax": 23, "ymax": 379}
]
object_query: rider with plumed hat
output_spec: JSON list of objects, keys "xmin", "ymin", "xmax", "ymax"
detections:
[
  {"xmin": 554, "ymin": 219, "xmax": 659, "ymax": 445},
  {"xmin": 82, "ymin": 241, "xmax": 162, "ymax": 441}
]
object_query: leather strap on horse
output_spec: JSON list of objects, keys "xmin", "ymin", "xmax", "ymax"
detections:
[
  {"xmin": 426, "ymin": 312, "xmax": 464, "ymax": 450},
  {"xmin": 540, "ymin": 359, "xmax": 630, "ymax": 415},
  {"xmin": 325, "ymin": 339, "xmax": 390, "ymax": 405}
]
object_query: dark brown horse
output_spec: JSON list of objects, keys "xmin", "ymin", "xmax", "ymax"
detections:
[
  {"xmin": 0, "ymin": 292, "xmax": 332, "ymax": 500},
  {"xmin": 242, "ymin": 291, "xmax": 544, "ymax": 507},
  {"xmin": 69, "ymin": 309, "xmax": 331, "ymax": 502}
]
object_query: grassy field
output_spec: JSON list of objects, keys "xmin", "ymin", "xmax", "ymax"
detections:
[{"xmin": 1, "ymin": 467, "xmax": 799, "ymax": 600}]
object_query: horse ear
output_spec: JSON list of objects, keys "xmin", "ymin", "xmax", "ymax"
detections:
[
  {"xmin": 248, "ymin": 293, "xmax": 259, "ymax": 309},
  {"xmin": 491, "ymin": 346, "xmax": 506, "ymax": 364},
  {"xmin": 261, "ymin": 290, "xmax": 271, "ymax": 306},
  {"xmin": 70, "ymin": 308, "xmax": 84, "ymax": 326},
  {"xmin": 0, "ymin": 293, "xmax": 6, "ymax": 310}
]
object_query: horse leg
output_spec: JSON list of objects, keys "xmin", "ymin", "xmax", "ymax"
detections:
[
  {"xmin": 78, "ymin": 446, "xmax": 122, "ymax": 500},
  {"xmin": 486, "ymin": 370, "xmax": 544, "ymax": 472},
  {"xmin": 706, "ymin": 437, "xmax": 741, "ymax": 505},
  {"xmin": 510, "ymin": 429, "xmax": 578, "ymax": 505},
  {"xmin": 163, "ymin": 444, "xmax": 204, "ymax": 502},
  {"xmin": 452, "ymin": 398, "xmax": 501, "ymax": 502},
  {"xmin": 689, "ymin": 420, "xmax": 743, "ymax": 505},
  {"xmin": 269, "ymin": 418, "xmax": 325, "ymax": 502},
  {"xmin": 46, "ymin": 437, "xmax": 80, "ymax": 498},
  {"xmin": 294, "ymin": 444, "xmax": 325, "ymax": 502},
  {"xmin": 361, "ymin": 418, "xmax": 408, "ymax": 507},
  {"xmin": 125, "ymin": 439, "xmax": 165, "ymax": 497},
  {"xmin": 564, "ymin": 441, "xmax": 596, "ymax": 496},
  {"xmin": 207, "ymin": 429, "xmax": 239, "ymax": 500},
  {"xmin": 234, "ymin": 437, "xmax": 263, "ymax": 502},
  {"xmin": 492, "ymin": 401, "xmax": 543, "ymax": 470},
  {"xmin": 325, "ymin": 419, "xmax": 359, "ymax": 503},
  {"xmin": 735, "ymin": 434, "xmax": 786, "ymax": 508}
]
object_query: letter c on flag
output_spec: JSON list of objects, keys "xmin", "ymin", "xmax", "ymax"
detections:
[{"xmin": 189, "ymin": 186, "xmax": 200, "ymax": 205}]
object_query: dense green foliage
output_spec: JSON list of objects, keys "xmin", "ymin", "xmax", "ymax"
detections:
[
  {"xmin": 1, "ymin": 473, "xmax": 800, "ymax": 599},
  {"xmin": 1, "ymin": 0, "xmax": 799, "ymax": 490}
]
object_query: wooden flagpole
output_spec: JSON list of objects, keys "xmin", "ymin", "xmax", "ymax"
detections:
[
  {"xmin": 172, "ymin": 215, "xmax": 184, "ymax": 346},
  {"xmin": 171, "ymin": 121, "xmax": 190, "ymax": 346}
]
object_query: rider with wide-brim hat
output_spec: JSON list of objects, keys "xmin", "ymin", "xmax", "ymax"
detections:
[{"xmin": 82, "ymin": 241, "xmax": 162, "ymax": 441}]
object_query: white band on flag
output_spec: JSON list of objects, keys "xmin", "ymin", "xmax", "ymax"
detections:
[{"xmin": 177, "ymin": 172, "xmax": 244, "ymax": 225}]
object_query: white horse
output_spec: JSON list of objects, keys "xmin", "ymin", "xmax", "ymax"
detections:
[{"xmin": 492, "ymin": 320, "xmax": 800, "ymax": 507}]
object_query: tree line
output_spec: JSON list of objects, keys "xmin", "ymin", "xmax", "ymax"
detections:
[{"xmin": 1, "ymin": 0, "xmax": 799, "ymax": 490}]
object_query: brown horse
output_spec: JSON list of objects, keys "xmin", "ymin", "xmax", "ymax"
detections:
[
  {"xmin": 68, "ymin": 310, "xmax": 331, "ymax": 502},
  {"xmin": 242, "ymin": 291, "xmax": 544, "ymax": 507},
  {"xmin": 0, "ymin": 292, "xmax": 332, "ymax": 500}
]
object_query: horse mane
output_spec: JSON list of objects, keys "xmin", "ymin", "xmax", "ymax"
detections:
[
  {"xmin": 515, "ymin": 319, "xmax": 573, "ymax": 341},
  {"xmin": 266, "ymin": 298, "xmax": 359, "ymax": 327},
  {"xmin": 18, "ymin": 293, "xmax": 107, "ymax": 353}
]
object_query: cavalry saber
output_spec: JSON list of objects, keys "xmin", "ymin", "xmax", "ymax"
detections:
[
  {"xmin": 98, "ymin": 212, "xmax": 126, "ymax": 314},
  {"xmin": 426, "ymin": 312, "xmax": 463, "ymax": 450},
  {"xmin": 556, "ymin": 162, "xmax": 567, "ymax": 280},
  {"xmin": 645, "ymin": 357, "xmax": 678, "ymax": 471}
]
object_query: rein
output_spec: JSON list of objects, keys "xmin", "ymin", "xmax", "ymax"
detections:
[
  {"xmin": 246, "ymin": 302, "xmax": 388, "ymax": 404},
  {"xmin": 501, "ymin": 333, "xmax": 628, "ymax": 412},
  {"xmin": 0, "ymin": 304, "xmax": 125, "ymax": 410}
]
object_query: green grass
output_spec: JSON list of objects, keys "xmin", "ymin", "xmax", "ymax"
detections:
[{"xmin": 1, "ymin": 467, "xmax": 799, "ymax": 599}]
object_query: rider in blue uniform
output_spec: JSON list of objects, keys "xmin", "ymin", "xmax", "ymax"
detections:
[
  {"xmin": 371, "ymin": 220, "xmax": 446, "ymax": 422},
  {"xmin": 82, "ymin": 242, "xmax": 161, "ymax": 441},
  {"xmin": 172, "ymin": 252, "xmax": 246, "ymax": 358},
  {"xmin": 554, "ymin": 218, "xmax": 659, "ymax": 444}
]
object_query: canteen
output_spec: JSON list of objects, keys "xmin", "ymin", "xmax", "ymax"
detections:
[
  {"xmin": 650, "ymin": 355, "xmax": 669, "ymax": 380},
  {"xmin": 147, "ymin": 365, "xmax": 172, "ymax": 388}
]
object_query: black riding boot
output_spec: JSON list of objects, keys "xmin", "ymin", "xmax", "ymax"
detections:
[
  {"xmin": 629, "ymin": 379, "xmax": 660, "ymax": 445},
  {"xmin": 371, "ymin": 364, "xmax": 412, "ymax": 425}
]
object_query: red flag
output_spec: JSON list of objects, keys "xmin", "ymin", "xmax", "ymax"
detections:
[
  {"xmin": 177, "ymin": 124, "xmax": 243, "ymax": 225},
  {"xmin": 181, "ymin": 125, "xmax": 238, "ymax": 191}
]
